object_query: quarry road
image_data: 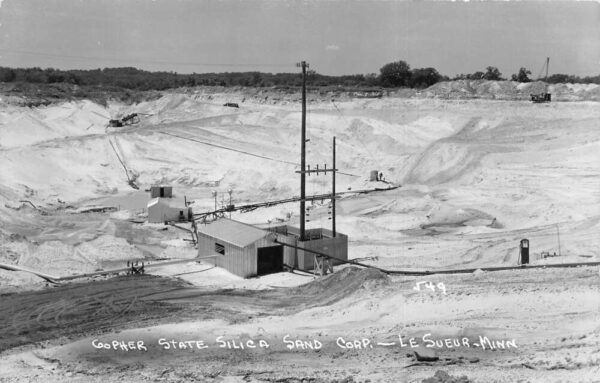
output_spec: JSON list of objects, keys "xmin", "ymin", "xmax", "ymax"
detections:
[
  {"xmin": 0, "ymin": 268, "xmax": 387, "ymax": 352},
  {"xmin": 0, "ymin": 266, "xmax": 598, "ymax": 383}
]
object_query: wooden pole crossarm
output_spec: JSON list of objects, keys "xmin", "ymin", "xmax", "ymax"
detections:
[{"xmin": 295, "ymin": 169, "xmax": 338, "ymax": 174}]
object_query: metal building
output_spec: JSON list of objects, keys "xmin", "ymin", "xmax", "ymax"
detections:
[
  {"xmin": 196, "ymin": 218, "xmax": 283, "ymax": 278},
  {"xmin": 150, "ymin": 185, "xmax": 173, "ymax": 198},
  {"xmin": 266, "ymin": 225, "xmax": 348, "ymax": 270},
  {"xmin": 147, "ymin": 198, "xmax": 192, "ymax": 223}
]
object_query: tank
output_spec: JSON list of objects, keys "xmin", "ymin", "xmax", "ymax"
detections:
[{"xmin": 369, "ymin": 170, "xmax": 379, "ymax": 181}]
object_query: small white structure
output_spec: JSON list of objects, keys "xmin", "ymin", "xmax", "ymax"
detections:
[{"xmin": 147, "ymin": 198, "xmax": 192, "ymax": 223}]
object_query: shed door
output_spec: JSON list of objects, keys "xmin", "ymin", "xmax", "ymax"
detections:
[{"xmin": 257, "ymin": 246, "xmax": 283, "ymax": 276}]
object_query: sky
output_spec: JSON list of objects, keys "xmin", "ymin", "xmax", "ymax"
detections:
[{"xmin": 0, "ymin": 0, "xmax": 598, "ymax": 77}]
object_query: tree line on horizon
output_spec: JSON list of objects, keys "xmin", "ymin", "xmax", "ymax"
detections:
[{"xmin": 0, "ymin": 61, "xmax": 598, "ymax": 91}]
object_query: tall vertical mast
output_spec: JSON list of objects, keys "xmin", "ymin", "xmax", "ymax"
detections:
[
  {"xmin": 297, "ymin": 61, "xmax": 308, "ymax": 241},
  {"xmin": 332, "ymin": 136, "xmax": 336, "ymax": 237}
]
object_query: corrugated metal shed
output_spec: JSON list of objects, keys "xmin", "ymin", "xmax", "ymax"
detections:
[
  {"xmin": 196, "ymin": 218, "xmax": 270, "ymax": 248},
  {"xmin": 197, "ymin": 218, "xmax": 282, "ymax": 278}
]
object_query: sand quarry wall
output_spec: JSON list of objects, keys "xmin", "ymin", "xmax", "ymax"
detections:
[
  {"xmin": 150, "ymin": 80, "xmax": 600, "ymax": 103},
  {"xmin": 419, "ymin": 80, "xmax": 600, "ymax": 101},
  {"xmin": 1, "ymin": 86, "xmax": 598, "ymax": 221},
  {"xmin": 0, "ymin": 85, "xmax": 599, "ymax": 281}
]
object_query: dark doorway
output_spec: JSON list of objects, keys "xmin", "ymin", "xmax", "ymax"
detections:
[
  {"xmin": 160, "ymin": 187, "xmax": 165, "ymax": 197},
  {"xmin": 520, "ymin": 239, "xmax": 529, "ymax": 265},
  {"xmin": 257, "ymin": 246, "xmax": 283, "ymax": 276}
]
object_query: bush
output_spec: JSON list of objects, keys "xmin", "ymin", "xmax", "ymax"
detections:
[
  {"xmin": 483, "ymin": 66, "xmax": 503, "ymax": 80},
  {"xmin": 379, "ymin": 60, "xmax": 412, "ymax": 87},
  {"xmin": 511, "ymin": 67, "xmax": 532, "ymax": 82}
]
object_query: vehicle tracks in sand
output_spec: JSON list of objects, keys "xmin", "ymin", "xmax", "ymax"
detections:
[{"xmin": 0, "ymin": 268, "xmax": 388, "ymax": 352}]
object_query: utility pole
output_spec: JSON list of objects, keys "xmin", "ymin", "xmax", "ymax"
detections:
[
  {"xmin": 297, "ymin": 60, "xmax": 309, "ymax": 241},
  {"xmin": 295, "ymin": 62, "xmax": 337, "ymax": 241},
  {"xmin": 228, "ymin": 188, "xmax": 233, "ymax": 219},
  {"xmin": 556, "ymin": 223, "xmax": 561, "ymax": 256},
  {"xmin": 332, "ymin": 136, "xmax": 336, "ymax": 237}
]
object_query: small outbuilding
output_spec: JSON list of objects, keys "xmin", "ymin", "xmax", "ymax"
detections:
[
  {"xmin": 266, "ymin": 226, "xmax": 348, "ymax": 270},
  {"xmin": 150, "ymin": 185, "xmax": 173, "ymax": 198},
  {"xmin": 196, "ymin": 218, "xmax": 283, "ymax": 278},
  {"xmin": 147, "ymin": 198, "xmax": 192, "ymax": 223},
  {"xmin": 369, "ymin": 170, "xmax": 379, "ymax": 182}
]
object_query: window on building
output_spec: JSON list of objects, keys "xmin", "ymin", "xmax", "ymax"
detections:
[{"xmin": 215, "ymin": 243, "xmax": 225, "ymax": 255}]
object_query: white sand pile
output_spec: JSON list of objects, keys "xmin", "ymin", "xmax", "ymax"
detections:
[
  {"xmin": 17, "ymin": 236, "xmax": 144, "ymax": 277},
  {"xmin": 289, "ymin": 266, "xmax": 390, "ymax": 305},
  {"xmin": 0, "ymin": 100, "xmax": 109, "ymax": 148},
  {"xmin": 423, "ymin": 80, "xmax": 600, "ymax": 101},
  {"xmin": 0, "ymin": 269, "xmax": 45, "ymax": 293},
  {"xmin": 18, "ymin": 240, "xmax": 96, "ymax": 276},
  {"xmin": 76, "ymin": 235, "xmax": 145, "ymax": 264},
  {"xmin": 156, "ymin": 238, "xmax": 198, "ymax": 260},
  {"xmin": 0, "ymin": 240, "xmax": 33, "ymax": 264},
  {"xmin": 404, "ymin": 142, "xmax": 481, "ymax": 185}
]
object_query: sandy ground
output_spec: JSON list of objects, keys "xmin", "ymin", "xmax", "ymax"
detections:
[
  {"xmin": 1, "ymin": 84, "xmax": 599, "ymax": 382},
  {"xmin": 0, "ymin": 267, "xmax": 598, "ymax": 382}
]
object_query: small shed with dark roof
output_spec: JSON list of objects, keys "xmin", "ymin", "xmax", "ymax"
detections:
[{"xmin": 196, "ymin": 218, "xmax": 283, "ymax": 278}]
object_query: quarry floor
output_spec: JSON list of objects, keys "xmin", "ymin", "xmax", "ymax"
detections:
[
  {"xmin": 0, "ymin": 266, "xmax": 599, "ymax": 383},
  {"xmin": 1, "ymin": 89, "xmax": 600, "ymax": 382}
]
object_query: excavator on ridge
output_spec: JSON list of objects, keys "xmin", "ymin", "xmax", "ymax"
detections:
[{"xmin": 530, "ymin": 57, "xmax": 552, "ymax": 103}]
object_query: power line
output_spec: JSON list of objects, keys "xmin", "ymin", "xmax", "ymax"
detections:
[
  {"xmin": 331, "ymin": 99, "xmax": 377, "ymax": 162},
  {"xmin": 160, "ymin": 131, "xmax": 297, "ymax": 165},
  {"xmin": 160, "ymin": 131, "xmax": 361, "ymax": 177}
]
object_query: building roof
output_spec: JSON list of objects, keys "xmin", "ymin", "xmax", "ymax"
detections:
[
  {"xmin": 196, "ymin": 218, "xmax": 270, "ymax": 248},
  {"xmin": 147, "ymin": 197, "xmax": 188, "ymax": 209}
]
